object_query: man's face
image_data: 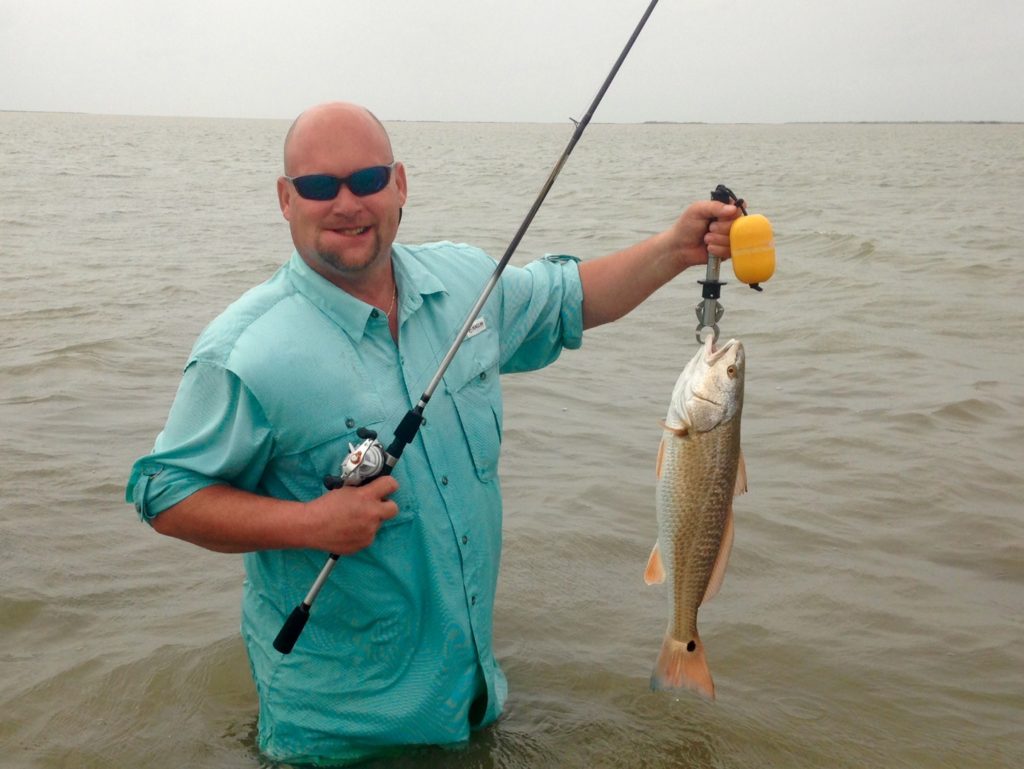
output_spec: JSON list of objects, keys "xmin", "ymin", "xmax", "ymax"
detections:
[{"xmin": 278, "ymin": 107, "xmax": 407, "ymax": 286}]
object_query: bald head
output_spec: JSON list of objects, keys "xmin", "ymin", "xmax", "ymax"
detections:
[{"xmin": 283, "ymin": 102, "xmax": 393, "ymax": 175}]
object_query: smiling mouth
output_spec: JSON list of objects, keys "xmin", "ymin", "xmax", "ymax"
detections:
[{"xmin": 332, "ymin": 226, "xmax": 370, "ymax": 236}]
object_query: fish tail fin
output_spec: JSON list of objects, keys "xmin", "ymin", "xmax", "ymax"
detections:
[{"xmin": 650, "ymin": 633, "xmax": 715, "ymax": 700}]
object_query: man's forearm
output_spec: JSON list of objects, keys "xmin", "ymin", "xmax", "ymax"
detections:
[
  {"xmin": 149, "ymin": 477, "xmax": 400, "ymax": 556},
  {"xmin": 579, "ymin": 230, "xmax": 683, "ymax": 329},
  {"xmin": 149, "ymin": 484, "xmax": 312, "ymax": 554}
]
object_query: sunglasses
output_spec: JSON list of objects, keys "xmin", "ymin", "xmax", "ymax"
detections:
[{"xmin": 285, "ymin": 162, "xmax": 396, "ymax": 201}]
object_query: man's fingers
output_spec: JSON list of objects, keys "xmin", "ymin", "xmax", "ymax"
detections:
[
  {"xmin": 378, "ymin": 500, "xmax": 399, "ymax": 521},
  {"xmin": 365, "ymin": 475, "xmax": 399, "ymax": 497}
]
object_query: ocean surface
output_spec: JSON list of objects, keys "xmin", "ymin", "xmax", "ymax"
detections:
[{"xmin": 1, "ymin": 112, "xmax": 1022, "ymax": 768}]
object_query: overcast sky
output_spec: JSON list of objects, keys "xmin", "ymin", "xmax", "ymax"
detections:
[{"xmin": 1, "ymin": 0, "xmax": 1021, "ymax": 123}]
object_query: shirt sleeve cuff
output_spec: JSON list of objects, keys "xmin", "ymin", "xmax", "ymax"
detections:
[
  {"xmin": 542, "ymin": 253, "xmax": 584, "ymax": 350},
  {"xmin": 127, "ymin": 461, "xmax": 222, "ymax": 522}
]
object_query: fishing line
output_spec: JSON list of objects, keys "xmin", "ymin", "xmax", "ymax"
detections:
[{"xmin": 273, "ymin": 0, "xmax": 663, "ymax": 654}]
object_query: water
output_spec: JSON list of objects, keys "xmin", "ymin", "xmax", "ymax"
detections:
[{"xmin": 2, "ymin": 113, "xmax": 1022, "ymax": 768}]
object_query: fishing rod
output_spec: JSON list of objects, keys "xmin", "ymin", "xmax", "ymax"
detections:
[{"xmin": 273, "ymin": 0, "xmax": 663, "ymax": 655}]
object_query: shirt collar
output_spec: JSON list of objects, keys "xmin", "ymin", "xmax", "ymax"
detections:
[
  {"xmin": 285, "ymin": 246, "xmax": 447, "ymax": 341},
  {"xmin": 391, "ymin": 242, "xmax": 446, "ymax": 318}
]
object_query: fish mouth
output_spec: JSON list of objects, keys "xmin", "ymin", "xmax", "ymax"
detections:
[{"xmin": 704, "ymin": 336, "xmax": 739, "ymax": 364}]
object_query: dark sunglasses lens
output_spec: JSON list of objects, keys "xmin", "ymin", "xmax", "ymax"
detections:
[
  {"xmin": 347, "ymin": 166, "xmax": 391, "ymax": 196},
  {"xmin": 293, "ymin": 175, "xmax": 342, "ymax": 201}
]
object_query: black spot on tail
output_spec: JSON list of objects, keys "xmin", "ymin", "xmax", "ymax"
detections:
[{"xmin": 687, "ymin": 640, "xmax": 696, "ymax": 652}]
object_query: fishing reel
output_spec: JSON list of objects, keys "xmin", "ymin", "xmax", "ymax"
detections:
[
  {"xmin": 695, "ymin": 184, "xmax": 776, "ymax": 343},
  {"xmin": 324, "ymin": 428, "xmax": 388, "ymax": 489}
]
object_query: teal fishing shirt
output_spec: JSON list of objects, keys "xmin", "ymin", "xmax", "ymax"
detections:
[{"xmin": 126, "ymin": 243, "xmax": 583, "ymax": 765}]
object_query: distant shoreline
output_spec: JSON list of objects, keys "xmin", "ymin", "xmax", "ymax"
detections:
[{"xmin": 1, "ymin": 110, "xmax": 1021, "ymax": 126}]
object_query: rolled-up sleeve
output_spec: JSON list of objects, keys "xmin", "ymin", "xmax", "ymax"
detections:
[
  {"xmin": 126, "ymin": 360, "xmax": 275, "ymax": 522},
  {"xmin": 496, "ymin": 253, "xmax": 583, "ymax": 374}
]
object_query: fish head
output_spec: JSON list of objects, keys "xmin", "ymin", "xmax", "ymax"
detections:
[{"xmin": 666, "ymin": 336, "xmax": 745, "ymax": 433}]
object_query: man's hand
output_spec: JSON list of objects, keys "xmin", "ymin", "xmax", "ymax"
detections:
[
  {"xmin": 304, "ymin": 476, "xmax": 400, "ymax": 554},
  {"xmin": 670, "ymin": 200, "xmax": 741, "ymax": 270}
]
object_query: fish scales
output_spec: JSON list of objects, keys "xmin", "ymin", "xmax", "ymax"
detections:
[
  {"xmin": 646, "ymin": 336, "xmax": 746, "ymax": 699},
  {"xmin": 658, "ymin": 417, "xmax": 741, "ymax": 641}
]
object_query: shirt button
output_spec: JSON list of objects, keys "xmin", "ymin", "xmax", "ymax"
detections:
[
  {"xmin": 441, "ymin": 475, "xmax": 449, "ymax": 486},
  {"xmin": 462, "ymin": 535, "xmax": 468, "ymax": 544},
  {"xmin": 370, "ymin": 309, "xmax": 380, "ymax": 318},
  {"xmin": 471, "ymin": 596, "xmax": 477, "ymax": 605},
  {"xmin": 345, "ymin": 417, "xmax": 356, "ymax": 429},
  {"xmin": 479, "ymin": 371, "xmax": 487, "ymax": 381}
]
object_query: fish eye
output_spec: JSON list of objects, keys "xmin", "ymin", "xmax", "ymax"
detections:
[{"xmin": 727, "ymin": 365, "xmax": 737, "ymax": 378}]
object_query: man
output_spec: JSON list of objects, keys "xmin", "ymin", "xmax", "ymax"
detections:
[{"xmin": 126, "ymin": 101, "xmax": 739, "ymax": 765}]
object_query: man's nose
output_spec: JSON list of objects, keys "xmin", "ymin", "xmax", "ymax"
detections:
[{"xmin": 329, "ymin": 184, "xmax": 365, "ymax": 213}]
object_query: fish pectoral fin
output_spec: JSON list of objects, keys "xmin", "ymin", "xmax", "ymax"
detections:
[
  {"xmin": 734, "ymin": 449, "xmax": 748, "ymax": 496},
  {"xmin": 644, "ymin": 541, "xmax": 666, "ymax": 585},
  {"xmin": 656, "ymin": 436, "xmax": 665, "ymax": 479},
  {"xmin": 702, "ymin": 504, "xmax": 735, "ymax": 604},
  {"xmin": 659, "ymin": 419, "xmax": 689, "ymax": 438}
]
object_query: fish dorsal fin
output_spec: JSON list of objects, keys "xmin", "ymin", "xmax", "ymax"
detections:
[
  {"xmin": 734, "ymin": 449, "xmax": 748, "ymax": 496},
  {"xmin": 644, "ymin": 541, "xmax": 666, "ymax": 585},
  {"xmin": 702, "ymin": 504, "xmax": 735, "ymax": 603}
]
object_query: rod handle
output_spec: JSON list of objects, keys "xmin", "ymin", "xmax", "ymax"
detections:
[{"xmin": 273, "ymin": 603, "xmax": 310, "ymax": 654}]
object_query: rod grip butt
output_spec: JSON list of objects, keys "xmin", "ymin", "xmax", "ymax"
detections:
[{"xmin": 273, "ymin": 604, "xmax": 310, "ymax": 654}]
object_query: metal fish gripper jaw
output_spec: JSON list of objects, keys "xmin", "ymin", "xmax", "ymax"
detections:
[{"xmin": 695, "ymin": 288, "xmax": 724, "ymax": 344}]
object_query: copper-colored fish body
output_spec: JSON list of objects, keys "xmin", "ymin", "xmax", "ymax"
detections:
[{"xmin": 646, "ymin": 336, "xmax": 746, "ymax": 698}]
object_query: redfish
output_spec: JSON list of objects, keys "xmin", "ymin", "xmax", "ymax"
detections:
[{"xmin": 645, "ymin": 336, "xmax": 746, "ymax": 699}]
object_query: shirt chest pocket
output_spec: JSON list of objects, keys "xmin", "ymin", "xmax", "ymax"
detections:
[{"xmin": 444, "ymin": 338, "xmax": 502, "ymax": 482}]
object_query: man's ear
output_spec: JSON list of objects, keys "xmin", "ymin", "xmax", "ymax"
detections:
[{"xmin": 277, "ymin": 177, "xmax": 292, "ymax": 221}]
